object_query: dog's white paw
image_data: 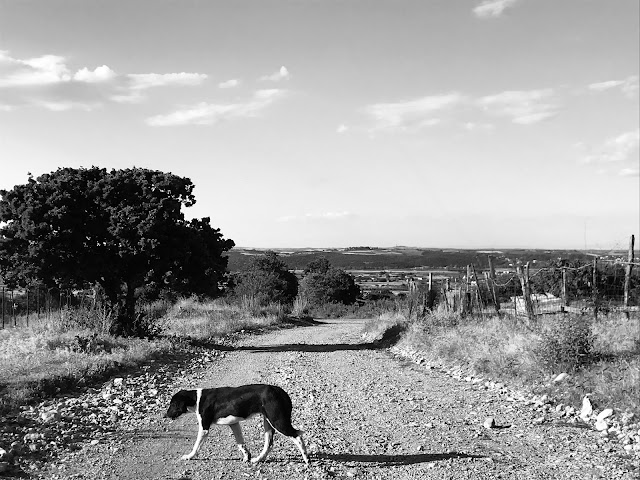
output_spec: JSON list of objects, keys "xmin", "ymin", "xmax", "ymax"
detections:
[
  {"xmin": 250, "ymin": 457, "xmax": 263, "ymax": 464},
  {"xmin": 181, "ymin": 454, "xmax": 194, "ymax": 461}
]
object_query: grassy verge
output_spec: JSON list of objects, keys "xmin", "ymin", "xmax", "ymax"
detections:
[
  {"xmin": 368, "ymin": 307, "xmax": 639, "ymax": 415},
  {"xmin": 0, "ymin": 298, "xmax": 290, "ymax": 414}
]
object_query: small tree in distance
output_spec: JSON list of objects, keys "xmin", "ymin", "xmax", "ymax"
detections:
[
  {"xmin": 231, "ymin": 251, "xmax": 298, "ymax": 306},
  {"xmin": 300, "ymin": 257, "xmax": 360, "ymax": 306}
]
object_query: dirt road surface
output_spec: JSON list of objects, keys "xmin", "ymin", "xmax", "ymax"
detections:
[{"xmin": 48, "ymin": 319, "xmax": 636, "ymax": 480}]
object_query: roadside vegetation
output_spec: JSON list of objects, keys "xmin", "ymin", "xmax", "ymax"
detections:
[{"xmin": 366, "ymin": 307, "xmax": 640, "ymax": 415}]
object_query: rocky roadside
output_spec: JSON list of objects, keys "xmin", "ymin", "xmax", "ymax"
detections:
[
  {"xmin": 390, "ymin": 344, "xmax": 640, "ymax": 473},
  {"xmin": 0, "ymin": 335, "xmax": 238, "ymax": 478}
]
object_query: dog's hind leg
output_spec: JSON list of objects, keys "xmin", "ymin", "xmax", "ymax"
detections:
[
  {"xmin": 251, "ymin": 417, "xmax": 275, "ymax": 464},
  {"xmin": 229, "ymin": 423, "xmax": 251, "ymax": 462}
]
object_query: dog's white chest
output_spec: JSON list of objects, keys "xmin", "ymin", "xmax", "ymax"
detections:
[{"xmin": 215, "ymin": 414, "xmax": 255, "ymax": 425}]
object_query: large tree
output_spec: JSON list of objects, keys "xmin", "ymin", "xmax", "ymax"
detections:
[{"xmin": 0, "ymin": 167, "xmax": 234, "ymax": 335}]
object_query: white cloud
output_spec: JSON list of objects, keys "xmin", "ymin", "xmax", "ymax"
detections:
[
  {"xmin": 218, "ymin": 78, "xmax": 240, "ymax": 89},
  {"xmin": 336, "ymin": 124, "xmax": 348, "ymax": 134},
  {"xmin": 619, "ymin": 168, "xmax": 639, "ymax": 177},
  {"xmin": 473, "ymin": 0, "xmax": 520, "ymax": 18},
  {"xmin": 127, "ymin": 72, "xmax": 207, "ymax": 90},
  {"xmin": 477, "ymin": 88, "xmax": 558, "ymax": 124},
  {"xmin": 588, "ymin": 75, "xmax": 638, "ymax": 98},
  {"xmin": 260, "ymin": 66, "xmax": 290, "ymax": 82},
  {"xmin": 0, "ymin": 52, "xmax": 71, "ymax": 87},
  {"xmin": 582, "ymin": 129, "xmax": 640, "ymax": 165},
  {"xmin": 146, "ymin": 88, "xmax": 286, "ymax": 126},
  {"xmin": 73, "ymin": 65, "xmax": 116, "ymax": 83},
  {"xmin": 0, "ymin": 50, "xmax": 207, "ymax": 111},
  {"xmin": 364, "ymin": 93, "xmax": 463, "ymax": 131}
]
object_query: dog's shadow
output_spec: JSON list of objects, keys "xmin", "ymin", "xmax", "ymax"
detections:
[{"xmin": 315, "ymin": 451, "xmax": 485, "ymax": 466}]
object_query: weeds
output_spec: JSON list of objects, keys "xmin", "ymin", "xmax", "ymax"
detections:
[{"xmin": 384, "ymin": 310, "xmax": 639, "ymax": 415}]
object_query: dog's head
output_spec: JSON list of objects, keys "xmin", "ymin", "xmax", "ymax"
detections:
[{"xmin": 165, "ymin": 389, "xmax": 197, "ymax": 419}]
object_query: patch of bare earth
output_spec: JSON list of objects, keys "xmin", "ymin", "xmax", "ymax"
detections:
[{"xmin": 37, "ymin": 319, "xmax": 637, "ymax": 479}]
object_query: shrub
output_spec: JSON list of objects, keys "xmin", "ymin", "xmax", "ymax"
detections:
[
  {"xmin": 231, "ymin": 251, "xmax": 298, "ymax": 306},
  {"xmin": 535, "ymin": 315, "xmax": 595, "ymax": 372}
]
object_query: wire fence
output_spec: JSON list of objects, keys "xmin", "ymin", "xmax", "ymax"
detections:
[
  {"xmin": 0, "ymin": 286, "xmax": 96, "ymax": 328},
  {"xmin": 430, "ymin": 256, "xmax": 639, "ymax": 321}
]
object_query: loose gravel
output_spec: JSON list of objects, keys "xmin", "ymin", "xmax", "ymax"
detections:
[{"xmin": 1, "ymin": 319, "xmax": 638, "ymax": 479}]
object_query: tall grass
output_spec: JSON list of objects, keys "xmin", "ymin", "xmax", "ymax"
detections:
[
  {"xmin": 160, "ymin": 297, "xmax": 287, "ymax": 339},
  {"xmin": 385, "ymin": 310, "xmax": 639, "ymax": 414},
  {"xmin": 0, "ymin": 297, "xmax": 290, "ymax": 414}
]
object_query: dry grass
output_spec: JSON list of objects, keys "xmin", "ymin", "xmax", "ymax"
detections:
[
  {"xmin": 390, "ymin": 311, "xmax": 639, "ymax": 414},
  {"xmin": 0, "ymin": 297, "xmax": 289, "ymax": 413},
  {"xmin": 160, "ymin": 297, "xmax": 287, "ymax": 339}
]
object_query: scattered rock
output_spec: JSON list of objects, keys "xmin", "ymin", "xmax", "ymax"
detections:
[
  {"xmin": 595, "ymin": 419, "xmax": 609, "ymax": 432},
  {"xmin": 40, "ymin": 410, "xmax": 61, "ymax": 423},
  {"xmin": 483, "ymin": 417, "xmax": 496, "ymax": 429},
  {"xmin": 597, "ymin": 408, "xmax": 614, "ymax": 422},
  {"xmin": 553, "ymin": 372, "xmax": 569, "ymax": 383}
]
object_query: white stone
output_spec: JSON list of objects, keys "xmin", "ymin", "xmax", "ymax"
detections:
[
  {"xmin": 40, "ymin": 410, "xmax": 60, "ymax": 423},
  {"xmin": 597, "ymin": 408, "xmax": 614, "ymax": 422},
  {"xmin": 484, "ymin": 417, "xmax": 496, "ymax": 429},
  {"xmin": 113, "ymin": 378, "xmax": 124, "ymax": 387},
  {"xmin": 553, "ymin": 372, "xmax": 569, "ymax": 383},
  {"xmin": 595, "ymin": 419, "xmax": 609, "ymax": 431}
]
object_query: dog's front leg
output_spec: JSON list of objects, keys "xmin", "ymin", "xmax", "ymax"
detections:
[
  {"xmin": 229, "ymin": 423, "xmax": 251, "ymax": 462},
  {"xmin": 181, "ymin": 427, "xmax": 209, "ymax": 460}
]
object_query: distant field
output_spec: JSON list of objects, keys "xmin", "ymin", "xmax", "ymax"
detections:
[{"xmin": 226, "ymin": 246, "xmax": 632, "ymax": 272}]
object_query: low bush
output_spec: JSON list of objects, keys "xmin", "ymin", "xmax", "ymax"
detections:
[{"xmin": 535, "ymin": 315, "xmax": 595, "ymax": 372}]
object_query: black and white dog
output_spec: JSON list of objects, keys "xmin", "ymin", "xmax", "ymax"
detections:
[{"xmin": 165, "ymin": 384, "xmax": 309, "ymax": 464}]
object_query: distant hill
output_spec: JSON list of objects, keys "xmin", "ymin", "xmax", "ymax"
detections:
[{"xmin": 226, "ymin": 247, "xmax": 632, "ymax": 272}]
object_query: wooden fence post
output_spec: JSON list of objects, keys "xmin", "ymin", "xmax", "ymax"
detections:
[
  {"xmin": 487, "ymin": 255, "xmax": 500, "ymax": 313},
  {"xmin": 561, "ymin": 267, "xmax": 568, "ymax": 312},
  {"xmin": 471, "ymin": 265, "xmax": 486, "ymax": 308},
  {"xmin": 462, "ymin": 265, "xmax": 473, "ymax": 315},
  {"xmin": 592, "ymin": 258, "xmax": 599, "ymax": 319},
  {"xmin": 624, "ymin": 234, "xmax": 635, "ymax": 308},
  {"xmin": 516, "ymin": 262, "xmax": 535, "ymax": 325}
]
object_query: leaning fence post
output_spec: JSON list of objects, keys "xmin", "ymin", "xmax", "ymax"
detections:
[
  {"xmin": 516, "ymin": 262, "xmax": 535, "ymax": 325},
  {"xmin": 624, "ymin": 234, "xmax": 635, "ymax": 308},
  {"xmin": 471, "ymin": 264, "xmax": 486, "ymax": 308},
  {"xmin": 1, "ymin": 286, "xmax": 5, "ymax": 328},
  {"xmin": 26, "ymin": 287, "xmax": 29, "ymax": 327}
]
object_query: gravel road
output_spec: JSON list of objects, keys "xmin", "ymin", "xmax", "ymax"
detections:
[{"xmin": 34, "ymin": 319, "xmax": 638, "ymax": 479}]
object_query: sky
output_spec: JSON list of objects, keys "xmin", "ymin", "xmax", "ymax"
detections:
[{"xmin": 0, "ymin": 0, "xmax": 638, "ymax": 250}]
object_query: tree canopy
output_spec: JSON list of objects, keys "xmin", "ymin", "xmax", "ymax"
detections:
[{"xmin": 0, "ymin": 167, "xmax": 234, "ymax": 335}]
